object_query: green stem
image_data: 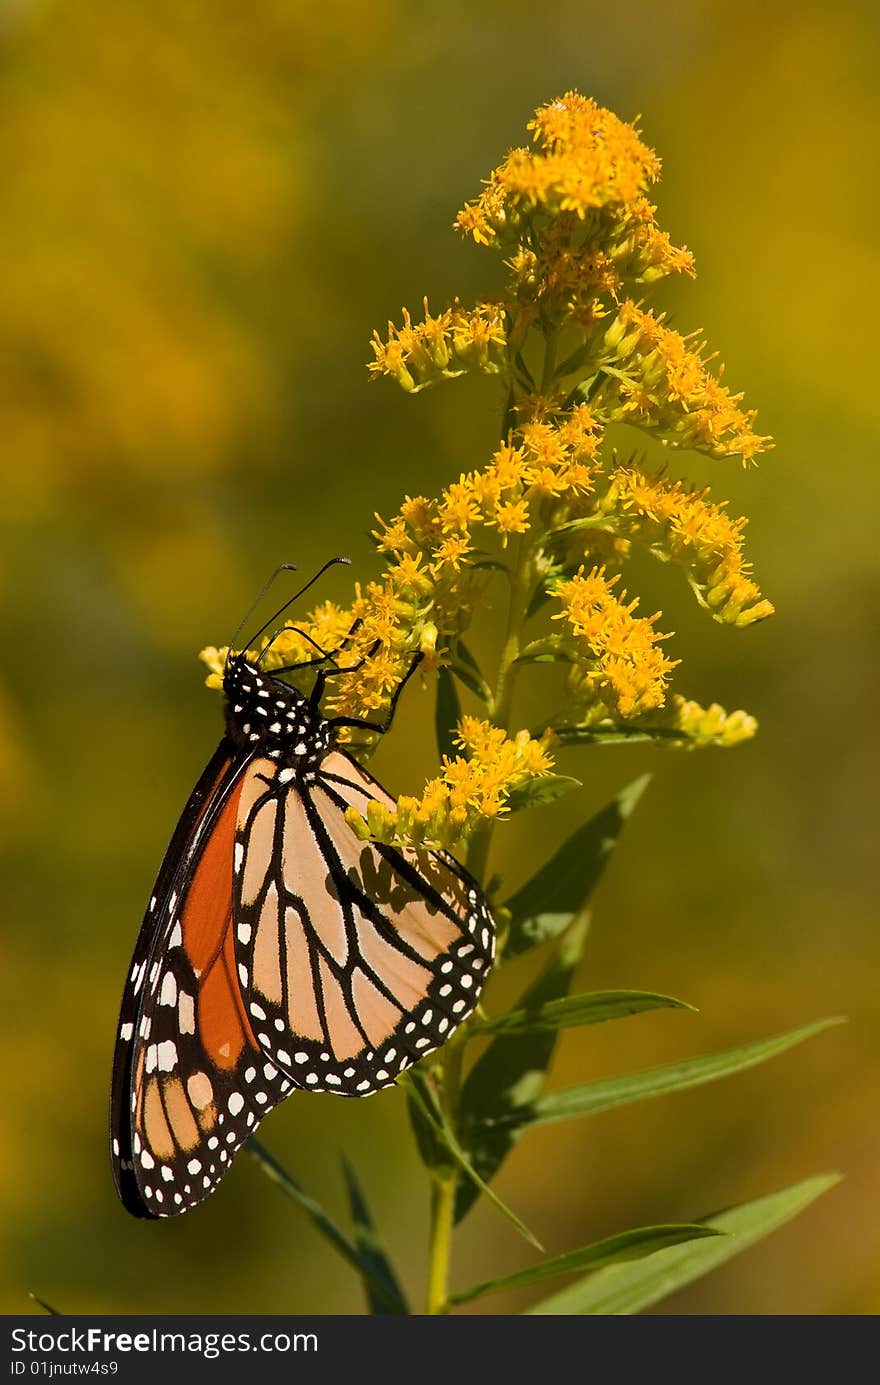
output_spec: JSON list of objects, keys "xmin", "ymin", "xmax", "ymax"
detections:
[
  {"xmin": 425, "ymin": 1175, "xmax": 456, "ymax": 1314},
  {"xmin": 424, "ymin": 324, "xmax": 557, "ymax": 1312},
  {"xmin": 540, "ymin": 325, "xmax": 559, "ymax": 393},
  {"xmin": 465, "ymin": 527, "xmax": 534, "ymax": 885}
]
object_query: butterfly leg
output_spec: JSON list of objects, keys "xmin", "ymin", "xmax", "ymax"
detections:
[
  {"xmin": 325, "ymin": 651, "xmax": 424, "ymax": 734},
  {"xmin": 263, "ymin": 618, "xmax": 367, "ymax": 675}
]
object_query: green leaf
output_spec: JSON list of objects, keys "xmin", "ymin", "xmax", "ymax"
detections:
[
  {"xmin": 406, "ymin": 1086, "xmax": 455, "ymax": 1175},
  {"xmin": 515, "ymin": 652, "xmax": 570, "ymax": 665},
  {"xmin": 449, "ymin": 1224, "xmax": 722, "ymax": 1305},
  {"xmin": 470, "ymin": 989, "xmax": 694, "ymax": 1038},
  {"xmin": 453, "ymin": 640, "xmax": 493, "ymax": 702},
  {"xmin": 566, "ymin": 371, "xmax": 604, "ymax": 407},
  {"xmin": 504, "ymin": 774, "xmax": 582, "ymax": 812},
  {"xmin": 525, "ymin": 582, "xmax": 553, "ymax": 620},
  {"xmin": 28, "ymin": 1293, "xmax": 61, "ymax": 1316},
  {"xmin": 503, "ymin": 774, "xmax": 650, "ymax": 960},
  {"xmin": 455, "ymin": 913, "xmax": 590, "ymax": 1223},
  {"xmin": 525, "ymin": 561, "xmax": 576, "ymax": 620},
  {"xmin": 544, "ymin": 515, "xmax": 612, "ymax": 546},
  {"xmin": 245, "ymin": 1139, "xmax": 404, "ymax": 1314},
  {"xmin": 553, "ymin": 723, "xmax": 695, "ymax": 747},
  {"xmin": 341, "ymin": 1157, "xmax": 409, "ymax": 1315},
  {"xmin": 466, "ymin": 557, "xmax": 511, "ymax": 576},
  {"xmin": 435, "ymin": 665, "xmax": 461, "ymax": 763},
  {"xmin": 488, "ymin": 1018, "xmax": 845, "ymax": 1131},
  {"xmin": 514, "ymin": 350, "xmax": 536, "ymax": 390},
  {"xmin": 553, "ymin": 343, "xmax": 598, "ymax": 383},
  {"xmin": 405, "ymin": 1071, "xmax": 543, "ymax": 1251},
  {"xmin": 527, "ymin": 1174, "xmax": 841, "ymax": 1314}
]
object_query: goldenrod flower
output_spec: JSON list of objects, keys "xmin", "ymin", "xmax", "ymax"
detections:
[
  {"xmin": 205, "ymin": 92, "xmax": 772, "ymax": 855},
  {"xmin": 456, "ymin": 93, "xmax": 661, "ymax": 242},
  {"xmin": 597, "ymin": 302, "xmax": 770, "ymax": 462},
  {"xmin": 664, "ymin": 696, "xmax": 758, "ymax": 748},
  {"xmin": 605, "ymin": 465, "xmax": 774, "ymax": 626},
  {"xmin": 369, "ymin": 299, "xmax": 506, "ymax": 393},
  {"xmin": 344, "ymin": 718, "xmax": 556, "ymax": 851},
  {"xmin": 552, "ymin": 566, "xmax": 678, "ymax": 719}
]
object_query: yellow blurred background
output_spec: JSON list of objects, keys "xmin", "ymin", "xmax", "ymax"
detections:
[{"xmin": 2, "ymin": 0, "xmax": 877, "ymax": 1315}]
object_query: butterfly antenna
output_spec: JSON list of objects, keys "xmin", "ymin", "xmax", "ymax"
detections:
[
  {"xmin": 256, "ymin": 624, "xmax": 341, "ymax": 670},
  {"xmin": 237, "ymin": 556, "xmax": 351, "ymax": 659},
  {"xmin": 226, "ymin": 562, "xmax": 299, "ymax": 666}
]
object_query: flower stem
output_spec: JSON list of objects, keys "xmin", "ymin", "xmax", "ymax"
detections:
[
  {"xmin": 427, "ymin": 324, "xmax": 555, "ymax": 1311},
  {"xmin": 425, "ymin": 1175, "xmax": 456, "ymax": 1314},
  {"xmin": 466, "ymin": 526, "xmax": 534, "ymax": 884}
]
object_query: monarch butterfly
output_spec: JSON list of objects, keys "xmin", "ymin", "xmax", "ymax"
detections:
[{"xmin": 110, "ymin": 561, "xmax": 495, "ymax": 1218}]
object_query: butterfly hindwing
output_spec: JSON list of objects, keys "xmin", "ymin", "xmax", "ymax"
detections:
[{"xmin": 232, "ymin": 751, "xmax": 495, "ymax": 1096}]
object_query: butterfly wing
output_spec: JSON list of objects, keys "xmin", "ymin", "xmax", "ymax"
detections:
[
  {"xmin": 232, "ymin": 750, "xmax": 495, "ymax": 1095},
  {"xmin": 110, "ymin": 741, "xmax": 294, "ymax": 1219}
]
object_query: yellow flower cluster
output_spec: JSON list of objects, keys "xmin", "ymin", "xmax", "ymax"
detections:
[
  {"xmin": 663, "ymin": 696, "xmax": 757, "ymax": 748},
  {"xmin": 603, "ymin": 465, "xmax": 774, "ymax": 627},
  {"xmin": 344, "ymin": 717, "xmax": 555, "ymax": 851},
  {"xmin": 455, "ymin": 93, "xmax": 660, "ymax": 243},
  {"xmin": 552, "ymin": 566, "xmax": 679, "ymax": 719},
  {"xmin": 452, "ymin": 93, "xmax": 693, "ymax": 339},
  {"xmin": 368, "ymin": 298, "xmax": 507, "ymax": 393},
  {"xmin": 201, "ymin": 92, "xmax": 772, "ymax": 848},
  {"xmin": 376, "ymin": 404, "xmax": 603, "ymax": 566},
  {"xmin": 598, "ymin": 302, "xmax": 769, "ymax": 462}
]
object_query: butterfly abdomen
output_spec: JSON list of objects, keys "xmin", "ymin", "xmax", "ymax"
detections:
[{"xmin": 223, "ymin": 656, "xmax": 332, "ymax": 765}]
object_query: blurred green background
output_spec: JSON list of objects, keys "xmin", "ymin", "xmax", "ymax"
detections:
[{"xmin": 2, "ymin": 0, "xmax": 877, "ymax": 1315}]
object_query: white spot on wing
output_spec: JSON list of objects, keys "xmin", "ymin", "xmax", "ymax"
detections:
[{"xmin": 178, "ymin": 992, "xmax": 195, "ymax": 1035}]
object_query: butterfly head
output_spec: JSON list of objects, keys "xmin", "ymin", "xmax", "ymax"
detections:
[{"xmin": 222, "ymin": 654, "xmax": 331, "ymax": 764}]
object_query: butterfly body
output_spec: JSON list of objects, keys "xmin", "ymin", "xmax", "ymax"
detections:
[
  {"xmin": 223, "ymin": 654, "xmax": 332, "ymax": 766},
  {"xmin": 111, "ymin": 643, "xmax": 495, "ymax": 1219}
]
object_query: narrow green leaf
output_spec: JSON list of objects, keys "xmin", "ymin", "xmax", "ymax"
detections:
[
  {"xmin": 505, "ymin": 774, "xmax": 582, "ymax": 812},
  {"xmin": 453, "ymin": 640, "xmax": 493, "ymax": 702},
  {"xmin": 341, "ymin": 1157, "xmax": 409, "ymax": 1315},
  {"xmin": 525, "ymin": 582, "xmax": 553, "ymax": 620},
  {"xmin": 544, "ymin": 515, "xmax": 612, "ymax": 545},
  {"xmin": 455, "ymin": 913, "xmax": 590, "ymax": 1223},
  {"xmin": 466, "ymin": 557, "xmax": 511, "ymax": 576},
  {"xmin": 449, "ymin": 1224, "xmax": 722, "ymax": 1304},
  {"xmin": 503, "ymin": 774, "xmax": 650, "ymax": 959},
  {"xmin": 28, "ymin": 1293, "xmax": 61, "ymax": 1316},
  {"xmin": 246, "ymin": 1139, "xmax": 403, "ymax": 1314},
  {"xmin": 406, "ymin": 1087, "xmax": 455, "ymax": 1175},
  {"xmin": 527, "ymin": 1174, "xmax": 841, "ymax": 1314},
  {"xmin": 435, "ymin": 665, "xmax": 461, "ymax": 763},
  {"xmin": 470, "ymin": 989, "xmax": 694, "ymax": 1038},
  {"xmin": 553, "ymin": 723, "xmax": 695, "ymax": 747},
  {"xmin": 553, "ymin": 342, "xmax": 597, "ymax": 383},
  {"xmin": 489, "ymin": 1018, "xmax": 845, "ymax": 1131},
  {"xmin": 566, "ymin": 371, "xmax": 603, "ymax": 407},
  {"xmin": 513, "ymin": 650, "xmax": 573, "ymax": 666},
  {"xmin": 514, "ymin": 350, "xmax": 536, "ymax": 389},
  {"xmin": 405, "ymin": 1071, "xmax": 543, "ymax": 1251},
  {"xmin": 450, "ymin": 663, "xmax": 490, "ymax": 703}
]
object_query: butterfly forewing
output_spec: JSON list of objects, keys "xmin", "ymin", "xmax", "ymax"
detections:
[
  {"xmin": 110, "ymin": 746, "xmax": 294, "ymax": 1218},
  {"xmin": 232, "ymin": 751, "xmax": 495, "ymax": 1096}
]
